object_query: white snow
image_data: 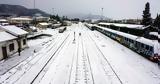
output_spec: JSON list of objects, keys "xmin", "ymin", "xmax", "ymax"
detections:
[
  {"xmin": 0, "ymin": 19, "xmax": 8, "ymax": 22},
  {"xmin": 0, "ymin": 28, "xmax": 59, "ymax": 75},
  {"xmin": 0, "ymin": 25, "xmax": 28, "ymax": 36},
  {"xmin": 10, "ymin": 17, "xmax": 32, "ymax": 21},
  {"xmin": 89, "ymin": 29, "xmax": 160, "ymax": 84},
  {"xmin": 150, "ymin": 32, "xmax": 159, "ymax": 36},
  {"xmin": 0, "ymin": 23, "xmax": 160, "ymax": 84},
  {"xmin": 99, "ymin": 22, "xmax": 145, "ymax": 29},
  {"xmin": 0, "ymin": 31, "xmax": 17, "ymax": 43},
  {"xmin": 38, "ymin": 22, "xmax": 51, "ymax": 26}
]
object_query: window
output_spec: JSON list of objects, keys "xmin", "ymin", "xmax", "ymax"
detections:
[
  {"xmin": 9, "ymin": 43, "xmax": 14, "ymax": 52},
  {"xmin": 23, "ymin": 39, "xmax": 26, "ymax": 45},
  {"xmin": 146, "ymin": 45, "xmax": 149, "ymax": 50}
]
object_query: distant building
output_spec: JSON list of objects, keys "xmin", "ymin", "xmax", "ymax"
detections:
[
  {"xmin": 0, "ymin": 25, "xmax": 28, "ymax": 60},
  {"xmin": 51, "ymin": 23, "xmax": 61, "ymax": 29},
  {"xmin": 62, "ymin": 21, "xmax": 72, "ymax": 26},
  {"xmin": 121, "ymin": 19, "xmax": 142, "ymax": 24},
  {"xmin": 37, "ymin": 22, "xmax": 51, "ymax": 29},
  {"xmin": 0, "ymin": 19, "xmax": 9, "ymax": 26},
  {"xmin": 9, "ymin": 17, "xmax": 33, "ymax": 27},
  {"xmin": 35, "ymin": 16, "xmax": 49, "ymax": 22}
]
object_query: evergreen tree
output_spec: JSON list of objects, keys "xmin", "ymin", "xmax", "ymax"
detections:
[
  {"xmin": 141, "ymin": 2, "xmax": 152, "ymax": 26},
  {"xmin": 55, "ymin": 14, "xmax": 61, "ymax": 21},
  {"xmin": 153, "ymin": 14, "xmax": 160, "ymax": 31},
  {"xmin": 153, "ymin": 14, "xmax": 159, "ymax": 27}
]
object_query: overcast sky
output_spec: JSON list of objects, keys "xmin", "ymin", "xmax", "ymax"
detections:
[{"xmin": 0, "ymin": 0, "xmax": 160, "ymax": 19}]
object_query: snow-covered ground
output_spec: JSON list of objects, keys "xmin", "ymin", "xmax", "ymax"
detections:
[
  {"xmin": 0, "ymin": 23, "xmax": 160, "ymax": 84},
  {"xmin": 0, "ymin": 28, "xmax": 58, "ymax": 75}
]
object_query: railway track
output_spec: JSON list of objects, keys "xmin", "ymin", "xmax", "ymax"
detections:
[
  {"xmin": 0, "ymin": 33, "xmax": 70, "ymax": 84},
  {"xmin": 34, "ymin": 31, "xmax": 76, "ymax": 84},
  {"xmin": 87, "ymin": 31, "xmax": 123, "ymax": 84},
  {"xmin": 0, "ymin": 35, "xmax": 60, "ymax": 83},
  {"xmin": 31, "ymin": 33, "xmax": 71, "ymax": 84},
  {"xmin": 81, "ymin": 33, "xmax": 95, "ymax": 84}
]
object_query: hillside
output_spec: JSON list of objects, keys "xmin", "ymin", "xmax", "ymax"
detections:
[{"xmin": 0, "ymin": 4, "xmax": 50, "ymax": 16}]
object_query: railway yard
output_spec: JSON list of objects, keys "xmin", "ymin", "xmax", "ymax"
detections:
[{"xmin": 0, "ymin": 23, "xmax": 160, "ymax": 84}]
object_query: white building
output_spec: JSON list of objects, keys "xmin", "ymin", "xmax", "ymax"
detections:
[
  {"xmin": 37, "ymin": 22, "xmax": 51, "ymax": 29},
  {"xmin": 0, "ymin": 25, "xmax": 28, "ymax": 60},
  {"xmin": 0, "ymin": 30, "xmax": 18, "ymax": 60},
  {"xmin": 9, "ymin": 17, "xmax": 33, "ymax": 26},
  {"xmin": 35, "ymin": 16, "xmax": 49, "ymax": 22},
  {"xmin": 0, "ymin": 19, "xmax": 9, "ymax": 26}
]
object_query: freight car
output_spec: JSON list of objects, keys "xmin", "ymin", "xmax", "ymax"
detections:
[{"xmin": 92, "ymin": 24, "xmax": 160, "ymax": 62}]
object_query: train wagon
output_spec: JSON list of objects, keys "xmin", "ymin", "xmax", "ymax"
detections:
[
  {"xmin": 59, "ymin": 27, "xmax": 67, "ymax": 33},
  {"xmin": 93, "ymin": 25, "xmax": 160, "ymax": 62}
]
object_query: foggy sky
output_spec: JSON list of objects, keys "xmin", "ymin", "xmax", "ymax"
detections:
[{"xmin": 0, "ymin": 0, "xmax": 160, "ymax": 19}]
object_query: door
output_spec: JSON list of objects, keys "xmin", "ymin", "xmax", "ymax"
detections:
[{"xmin": 2, "ymin": 47, "xmax": 7, "ymax": 59}]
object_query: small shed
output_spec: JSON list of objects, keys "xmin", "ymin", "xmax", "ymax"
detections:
[
  {"xmin": 0, "ymin": 31, "xmax": 17, "ymax": 60},
  {"xmin": 0, "ymin": 25, "xmax": 28, "ymax": 51},
  {"xmin": 37, "ymin": 22, "xmax": 51, "ymax": 29}
]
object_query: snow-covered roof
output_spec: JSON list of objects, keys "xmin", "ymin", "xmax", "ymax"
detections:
[
  {"xmin": 98, "ymin": 22, "xmax": 145, "ymax": 30},
  {"xmin": 53, "ymin": 23, "xmax": 61, "ymax": 26},
  {"xmin": 149, "ymin": 32, "xmax": 158, "ymax": 36},
  {"xmin": 38, "ymin": 22, "xmax": 50, "ymax": 26},
  {"xmin": 35, "ymin": 16, "xmax": 49, "ymax": 19},
  {"xmin": 0, "ymin": 19, "xmax": 8, "ymax": 22},
  {"xmin": 30, "ymin": 26, "xmax": 37, "ymax": 30},
  {"xmin": 0, "ymin": 25, "xmax": 28, "ymax": 36},
  {"xmin": 10, "ymin": 17, "xmax": 32, "ymax": 21},
  {"xmin": 0, "ymin": 31, "xmax": 17, "ymax": 43},
  {"xmin": 95, "ymin": 25, "xmax": 156, "ymax": 46}
]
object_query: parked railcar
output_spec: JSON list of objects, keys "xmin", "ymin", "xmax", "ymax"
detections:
[
  {"xmin": 93, "ymin": 25, "xmax": 160, "ymax": 62},
  {"xmin": 59, "ymin": 27, "xmax": 67, "ymax": 33},
  {"xmin": 84, "ymin": 23, "xmax": 95, "ymax": 31}
]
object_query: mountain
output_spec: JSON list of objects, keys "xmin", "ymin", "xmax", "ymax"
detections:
[
  {"xmin": 65, "ymin": 13, "xmax": 109, "ymax": 20},
  {"xmin": 0, "ymin": 4, "xmax": 50, "ymax": 17}
]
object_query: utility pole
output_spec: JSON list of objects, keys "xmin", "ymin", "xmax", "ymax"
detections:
[
  {"xmin": 34, "ymin": 0, "xmax": 36, "ymax": 9},
  {"xmin": 101, "ymin": 8, "xmax": 104, "ymax": 21}
]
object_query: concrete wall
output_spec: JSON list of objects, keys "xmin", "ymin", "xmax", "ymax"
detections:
[
  {"xmin": 0, "ymin": 46, "xmax": 3, "ymax": 60},
  {"xmin": 7, "ymin": 40, "xmax": 18, "ymax": 56},
  {"xmin": 20, "ymin": 37, "xmax": 28, "ymax": 49},
  {"xmin": 0, "ymin": 40, "xmax": 18, "ymax": 60}
]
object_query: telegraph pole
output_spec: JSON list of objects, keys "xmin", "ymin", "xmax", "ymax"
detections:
[
  {"xmin": 101, "ymin": 8, "xmax": 104, "ymax": 21},
  {"xmin": 34, "ymin": 0, "xmax": 36, "ymax": 9}
]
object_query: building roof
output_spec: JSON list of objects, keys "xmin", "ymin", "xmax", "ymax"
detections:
[
  {"xmin": 38, "ymin": 22, "xmax": 51, "ymax": 26},
  {"xmin": 0, "ymin": 25, "xmax": 28, "ymax": 36},
  {"xmin": 149, "ymin": 32, "xmax": 158, "ymax": 36},
  {"xmin": 0, "ymin": 19, "xmax": 8, "ymax": 22},
  {"xmin": 0, "ymin": 31, "xmax": 17, "ymax": 43},
  {"xmin": 10, "ymin": 17, "xmax": 32, "ymax": 21},
  {"xmin": 99, "ymin": 22, "xmax": 145, "ymax": 30}
]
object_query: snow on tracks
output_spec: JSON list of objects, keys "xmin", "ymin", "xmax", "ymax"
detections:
[{"xmin": 0, "ymin": 32, "xmax": 70, "ymax": 84}]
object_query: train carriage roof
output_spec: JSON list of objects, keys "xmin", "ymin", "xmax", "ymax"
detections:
[{"xmin": 98, "ymin": 22, "xmax": 145, "ymax": 30}]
